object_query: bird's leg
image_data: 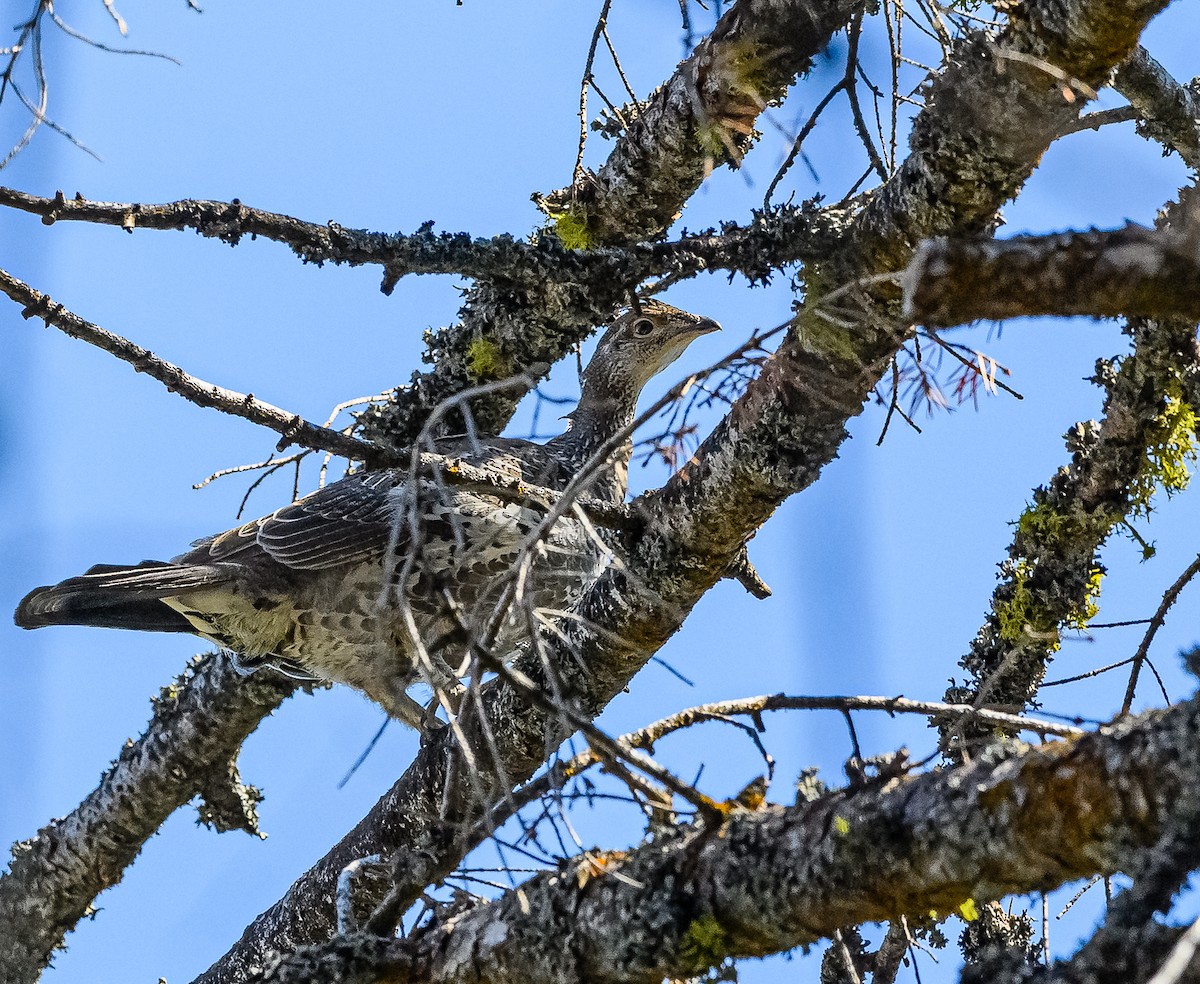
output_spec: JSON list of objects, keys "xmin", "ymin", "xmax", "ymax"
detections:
[
  {"xmin": 383, "ymin": 689, "xmax": 439, "ymax": 730},
  {"xmin": 418, "ymin": 652, "xmax": 467, "ymax": 724}
]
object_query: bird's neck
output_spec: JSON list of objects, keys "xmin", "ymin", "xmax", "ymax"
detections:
[{"xmin": 546, "ymin": 376, "xmax": 638, "ymax": 501}]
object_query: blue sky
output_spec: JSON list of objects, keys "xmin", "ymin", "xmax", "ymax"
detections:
[{"xmin": 2, "ymin": 3, "xmax": 1199, "ymax": 981}]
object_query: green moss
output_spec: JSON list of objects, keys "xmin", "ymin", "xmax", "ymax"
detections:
[
  {"xmin": 465, "ymin": 337, "xmax": 511, "ymax": 380},
  {"xmin": 1065, "ymin": 566, "xmax": 1103, "ymax": 631},
  {"xmin": 547, "ymin": 207, "xmax": 595, "ymax": 250},
  {"xmin": 695, "ymin": 121, "xmax": 730, "ymax": 158},
  {"xmin": 995, "ymin": 562, "xmax": 1035, "ymax": 645},
  {"xmin": 1130, "ymin": 390, "xmax": 1198, "ymax": 516},
  {"xmin": 795, "ymin": 275, "xmax": 861, "ymax": 364},
  {"xmin": 679, "ymin": 914, "xmax": 730, "ymax": 973}
]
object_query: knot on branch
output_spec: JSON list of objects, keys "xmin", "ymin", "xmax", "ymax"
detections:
[{"xmin": 195, "ymin": 757, "xmax": 266, "ymax": 838}]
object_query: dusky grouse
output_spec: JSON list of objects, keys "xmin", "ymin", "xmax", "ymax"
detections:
[{"xmin": 15, "ymin": 301, "xmax": 719, "ymax": 726}]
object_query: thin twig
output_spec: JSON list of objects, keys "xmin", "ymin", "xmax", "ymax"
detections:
[
  {"xmin": 1041, "ymin": 657, "xmax": 1136, "ymax": 688},
  {"xmin": 1121, "ymin": 553, "xmax": 1200, "ymax": 714},
  {"xmin": 574, "ymin": 0, "xmax": 614, "ymax": 182},
  {"xmin": 47, "ymin": 9, "xmax": 178, "ymax": 62},
  {"xmin": 843, "ymin": 8, "xmax": 889, "ymax": 183},
  {"xmin": 602, "ymin": 26, "xmax": 638, "ymax": 106},
  {"xmin": 0, "ymin": 266, "xmax": 378, "ymax": 461}
]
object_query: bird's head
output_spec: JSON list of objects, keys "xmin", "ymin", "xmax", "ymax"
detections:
[{"xmin": 582, "ymin": 299, "xmax": 721, "ymax": 399}]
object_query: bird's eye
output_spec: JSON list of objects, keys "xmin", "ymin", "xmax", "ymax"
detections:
[{"xmin": 632, "ymin": 318, "xmax": 655, "ymax": 336}]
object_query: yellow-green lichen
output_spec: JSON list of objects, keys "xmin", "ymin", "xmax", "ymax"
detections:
[
  {"xmin": 1017, "ymin": 505, "xmax": 1067, "ymax": 546},
  {"xmin": 996, "ymin": 556, "xmax": 1101, "ymax": 644},
  {"xmin": 1016, "ymin": 503, "xmax": 1110, "ymax": 550},
  {"xmin": 994, "ymin": 561, "xmax": 1060, "ymax": 650},
  {"xmin": 548, "ymin": 207, "xmax": 596, "ymax": 250},
  {"xmin": 1064, "ymin": 566, "xmax": 1103, "ymax": 631},
  {"xmin": 957, "ymin": 898, "xmax": 980, "ymax": 922},
  {"xmin": 695, "ymin": 120, "xmax": 732, "ymax": 159},
  {"xmin": 724, "ymin": 40, "xmax": 773, "ymax": 98},
  {"xmin": 679, "ymin": 914, "xmax": 730, "ymax": 973},
  {"xmin": 833, "ymin": 815, "xmax": 850, "ymax": 836},
  {"xmin": 1130, "ymin": 390, "xmax": 1198, "ymax": 516},
  {"xmin": 995, "ymin": 562, "xmax": 1033, "ymax": 645},
  {"xmin": 795, "ymin": 276, "xmax": 862, "ymax": 365},
  {"xmin": 465, "ymin": 337, "xmax": 511, "ymax": 380}
]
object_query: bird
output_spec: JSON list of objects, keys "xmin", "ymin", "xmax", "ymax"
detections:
[{"xmin": 15, "ymin": 301, "xmax": 720, "ymax": 727}]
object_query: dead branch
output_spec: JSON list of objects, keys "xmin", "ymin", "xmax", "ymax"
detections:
[{"xmin": 0, "ymin": 266, "xmax": 378, "ymax": 460}]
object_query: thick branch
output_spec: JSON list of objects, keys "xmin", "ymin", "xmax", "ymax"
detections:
[
  {"xmin": 357, "ymin": 0, "xmax": 861, "ymax": 451},
  {"xmin": 0, "ymin": 655, "xmax": 298, "ymax": 984},
  {"xmin": 901, "ymin": 223, "xmax": 1200, "ymax": 327},
  {"xmin": 260, "ymin": 692, "xmax": 1200, "ymax": 984},
  {"xmin": 0, "ymin": 267, "xmax": 377, "ymax": 460},
  {"xmin": 198, "ymin": 1, "xmax": 1173, "ymax": 979},
  {"xmin": 1115, "ymin": 46, "xmax": 1200, "ymax": 167}
]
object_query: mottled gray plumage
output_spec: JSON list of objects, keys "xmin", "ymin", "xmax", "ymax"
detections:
[{"xmin": 15, "ymin": 302, "xmax": 719, "ymax": 726}]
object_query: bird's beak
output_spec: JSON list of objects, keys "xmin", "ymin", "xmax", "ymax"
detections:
[{"xmin": 693, "ymin": 317, "xmax": 722, "ymax": 336}]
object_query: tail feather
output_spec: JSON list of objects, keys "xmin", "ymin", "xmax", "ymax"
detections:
[{"xmin": 14, "ymin": 561, "xmax": 232, "ymax": 632}]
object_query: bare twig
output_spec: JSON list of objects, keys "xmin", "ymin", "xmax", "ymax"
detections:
[
  {"xmin": 0, "ymin": 266, "xmax": 378, "ymax": 461},
  {"xmin": 1121, "ymin": 552, "xmax": 1200, "ymax": 715},
  {"xmin": 484, "ymin": 691, "xmax": 1084, "ymax": 833},
  {"xmin": 575, "ymin": 1, "xmax": 615, "ymax": 182}
]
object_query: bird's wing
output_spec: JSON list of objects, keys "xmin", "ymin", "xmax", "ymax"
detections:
[
  {"xmin": 439, "ymin": 436, "xmax": 575, "ymax": 491},
  {"xmin": 190, "ymin": 440, "xmax": 574, "ymax": 576},
  {"xmin": 197, "ymin": 470, "xmax": 407, "ymax": 571}
]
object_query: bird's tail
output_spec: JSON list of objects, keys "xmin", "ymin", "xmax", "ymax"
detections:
[{"xmin": 14, "ymin": 561, "xmax": 230, "ymax": 632}]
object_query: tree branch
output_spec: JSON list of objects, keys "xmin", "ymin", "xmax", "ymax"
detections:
[
  {"xmin": 902, "ymin": 223, "xmax": 1200, "ymax": 328},
  {"xmin": 0, "ymin": 186, "xmax": 844, "ymax": 293},
  {"xmin": 259, "ymin": 690, "xmax": 1200, "ymax": 984},
  {"xmin": 0, "ymin": 267, "xmax": 379, "ymax": 460},
  {"xmin": 0, "ymin": 654, "xmax": 300, "ymax": 984},
  {"xmin": 1115, "ymin": 45, "xmax": 1200, "ymax": 167},
  {"xmin": 194, "ymin": 0, "xmax": 1176, "ymax": 978}
]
